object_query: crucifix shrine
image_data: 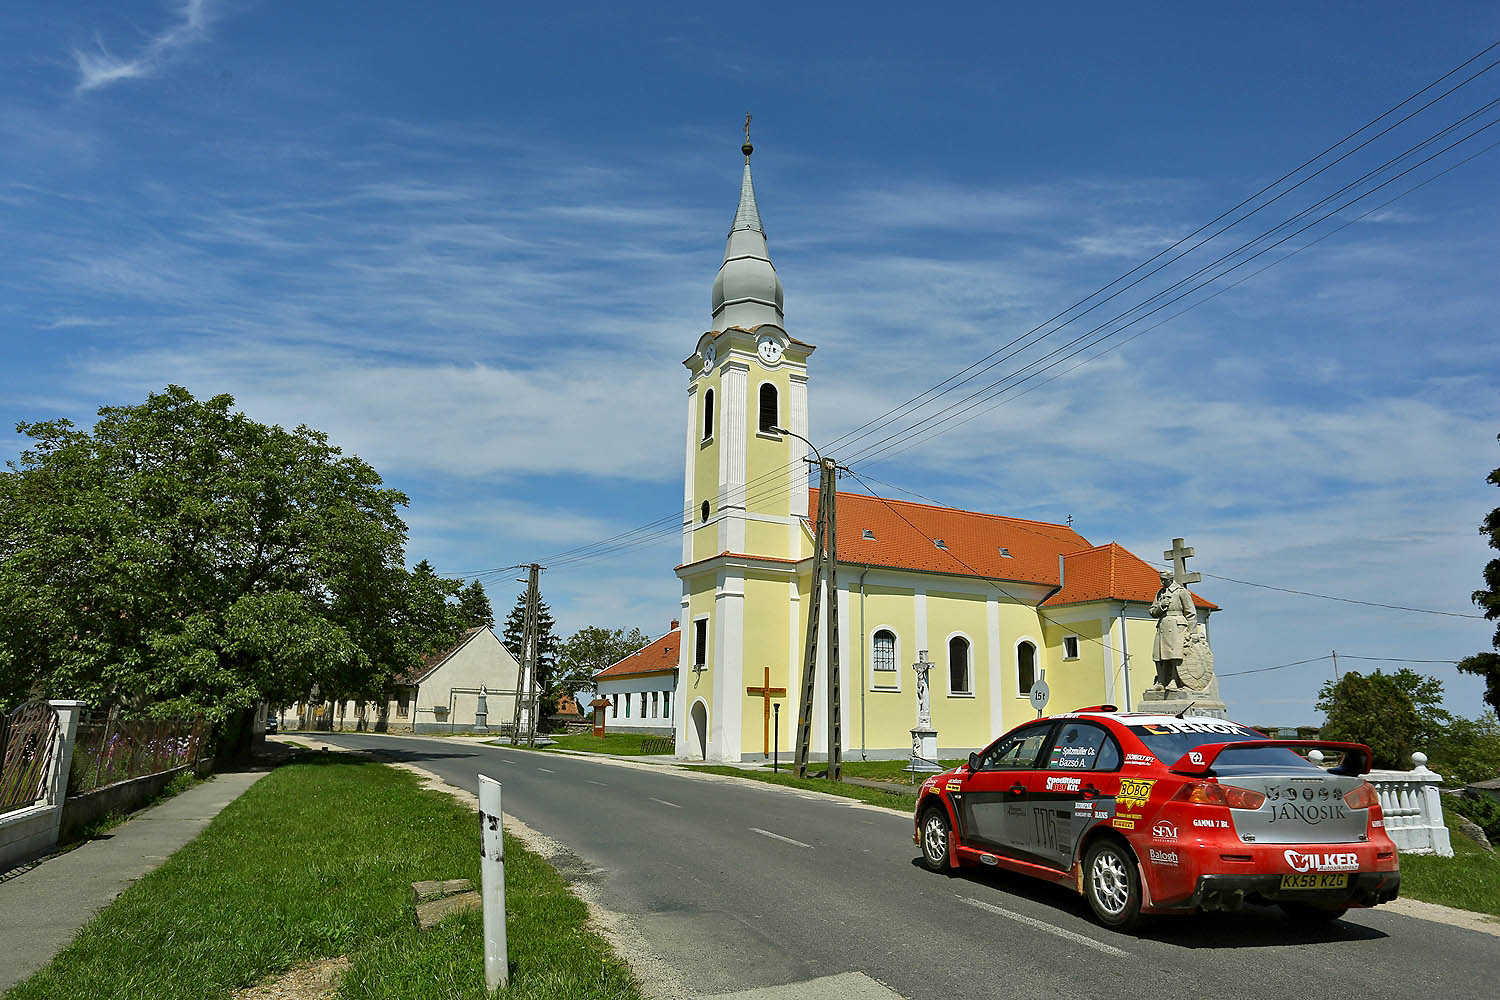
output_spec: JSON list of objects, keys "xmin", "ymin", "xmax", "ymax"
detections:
[
  {"xmin": 1164, "ymin": 537, "xmax": 1202, "ymax": 586},
  {"xmin": 907, "ymin": 651, "xmax": 941, "ymax": 773},
  {"xmin": 746, "ymin": 666, "xmax": 786, "ymax": 757}
]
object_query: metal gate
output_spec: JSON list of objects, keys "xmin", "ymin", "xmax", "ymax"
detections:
[{"xmin": 0, "ymin": 700, "xmax": 59, "ymax": 813}]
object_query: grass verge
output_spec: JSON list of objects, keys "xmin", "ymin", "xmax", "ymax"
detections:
[
  {"xmin": 832, "ymin": 759, "xmax": 964, "ymax": 783},
  {"xmin": 5, "ymin": 755, "xmax": 643, "ymax": 1000},
  {"xmin": 541, "ymin": 732, "xmax": 672, "ymax": 756},
  {"xmin": 686, "ymin": 765, "xmax": 918, "ymax": 813},
  {"xmin": 64, "ymin": 770, "xmax": 205, "ymax": 845},
  {"xmin": 1396, "ymin": 799, "xmax": 1500, "ymax": 917}
]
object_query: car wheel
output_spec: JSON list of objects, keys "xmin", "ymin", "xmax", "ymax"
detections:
[
  {"xmin": 1084, "ymin": 841, "xmax": 1143, "ymax": 930},
  {"xmin": 919, "ymin": 807, "xmax": 953, "ymax": 874},
  {"xmin": 1279, "ymin": 901, "xmax": 1348, "ymax": 923}
]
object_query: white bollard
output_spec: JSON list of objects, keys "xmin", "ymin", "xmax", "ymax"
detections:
[{"xmin": 478, "ymin": 774, "xmax": 508, "ymax": 990}]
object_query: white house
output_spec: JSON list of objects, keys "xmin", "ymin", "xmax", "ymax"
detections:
[{"xmin": 593, "ymin": 623, "xmax": 679, "ymax": 737}]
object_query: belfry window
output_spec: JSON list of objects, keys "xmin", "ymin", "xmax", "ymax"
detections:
[
  {"xmin": 1017, "ymin": 641, "xmax": 1037, "ymax": 696},
  {"xmin": 758, "ymin": 383, "xmax": 778, "ymax": 433},
  {"xmin": 949, "ymin": 636, "xmax": 972, "ymax": 695},
  {"xmin": 703, "ymin": 388, "xmax": 715, "ymax": 440}
]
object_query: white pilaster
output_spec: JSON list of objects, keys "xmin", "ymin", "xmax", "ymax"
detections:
[
  {"xmin": 986, "ymin": 595, "xmax": 1002, "ymax": 737},
  {"xmin": 838, "ymin": 582, "xmax": 852, "ymax": 754},
  {"xmin": 787, "ymin": 371, "xmax": 809, "ymax": 552},
  {"xmin": 915, "ymin": 586, "xmax": 929, "ymax": 655},
  {"xmin": 1099, "ymin": 616, "xmax": 1115, "ymax": 706},
  {"xmin": 711, "ymin": 568, "xmax": 745, "ymax": 761},
  {"xmin": 683, "ymin": 384, "xmax": 698, "ymax": 564},
  {"xmin": 718, "ymin": 362, "xmax": 748, "ymax": 553}
]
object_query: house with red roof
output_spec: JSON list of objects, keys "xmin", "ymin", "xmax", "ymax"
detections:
[
  {"xmin": 593, "ymin": 623, "xmax": 680, "ymax": 736},
  {"xmin": 663, "ymin": 139, "xmax": 1222, "ymax": 763}
]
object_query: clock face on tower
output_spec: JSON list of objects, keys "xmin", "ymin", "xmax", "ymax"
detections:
[
  {"xmin": 756, "ymin": 335, "xmax": 784, "ymax": 367},
  {"xmin": 701, "ymin": 343, "xmax": 716, "ymax": 374}
]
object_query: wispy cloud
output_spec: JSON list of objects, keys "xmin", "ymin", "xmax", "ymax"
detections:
[{"xmin": 72, "ymin": 0, "xmax": 215, "ymax": 93}]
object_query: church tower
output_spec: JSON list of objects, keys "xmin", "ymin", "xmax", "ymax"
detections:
[{"xmin": 675, "ymin": 131, "xmax": 816, "ymax": 761}]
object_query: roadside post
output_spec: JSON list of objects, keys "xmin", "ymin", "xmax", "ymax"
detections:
[
  {"xmin": 773, "ymin": 703, "xmax": 780, "ymax": 773},
  {"xmin": 478, "ymin": 774, "xmax": 507, "ymax": 990}
]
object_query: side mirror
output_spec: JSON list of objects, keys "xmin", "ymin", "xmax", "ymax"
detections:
[{"xmin": 967, "ymin": 751, "xmax": 980, "ymax": 773}]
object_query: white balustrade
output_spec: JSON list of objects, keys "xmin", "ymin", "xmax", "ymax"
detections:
[{"xmin": 1366, "ymin": 751, "xmax": 1452, "ymax": 857}]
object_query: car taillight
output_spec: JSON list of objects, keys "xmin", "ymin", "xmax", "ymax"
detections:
[
  {"xmin": 1343, "ymin": 781, "xmax": 1378, "ymax": 810},
  {"xmin": 1173, "ymin": 781, "xmax": 1265, "ymax": 809}
]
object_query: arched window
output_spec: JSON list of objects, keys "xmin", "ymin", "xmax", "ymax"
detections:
[
  {"xmin": 872, "ymin": 629, "xmax": 896, "ymax": 674},
  {"xmin": 949, "ymin": 636, "xmax": 971, "ymax": 694},
  {"xmin": 758, "ymin": 383, "xmax": 778, "ymax": 433},
  {"xmin": 1017, "ymin": 641, "xmax": 1037, "ymax": 695},
  {"xmin": 703, "ymin": 388, "xmax": 715, "ymax": 440}
]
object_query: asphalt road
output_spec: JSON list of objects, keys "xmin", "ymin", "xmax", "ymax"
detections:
[{"xmin": 317, "ymin": 732, "xmax": 1494, "ymax": 1000}]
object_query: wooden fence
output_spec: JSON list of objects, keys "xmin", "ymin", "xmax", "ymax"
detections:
[{"xmin": 68, "ymin": 716, "xmax": 207, "ymax": 797}]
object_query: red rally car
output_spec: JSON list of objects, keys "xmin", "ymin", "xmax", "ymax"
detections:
[{"xmin": 913, "ymin": 708, "xmax": 1400, "ymax": 930}]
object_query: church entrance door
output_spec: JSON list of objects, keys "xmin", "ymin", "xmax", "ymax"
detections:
[{"xmin": 689, "ymin": 700, "xmax": 709, "ymax": 760}]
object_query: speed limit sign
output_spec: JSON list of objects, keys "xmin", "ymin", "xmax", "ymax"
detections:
[{"xmin": 1029, "ymin": 675, "xmax": 1050, "ymax": 716}]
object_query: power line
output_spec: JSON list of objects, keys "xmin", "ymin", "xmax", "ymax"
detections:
[
  {"xmin": 1184, "ymin": 571, "xmax": 1484, "ymax": 620},
  {"xmin": 1218, "ymin": 653, "xmax": 1460, "ymax": 679}
]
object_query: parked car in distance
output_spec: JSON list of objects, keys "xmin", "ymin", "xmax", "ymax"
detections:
[{"xmin": 913, "ymin": 707, "xmax": 1400, "ymax": 930}]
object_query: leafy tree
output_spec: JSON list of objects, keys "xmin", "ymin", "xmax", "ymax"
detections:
[
  {"xmin": 501, "ymin": 591, "xmax": 560, "ymax": 728},
  {"xmin": 556, "ymin": 625, "xmax": 650, "ymax": 697},
  {"xmin": 458, "ymin": 579, "xmax": 494, "ymax": 629},
  {"xmin": 1428, "ymin": 711, "xmax": 1500, "ymax": 786},
  {"xmin": 1457, "ymin": 433, "xmax": 1500, "ymax": 714},
  {"xmin": 1317, "ymin": 670, "xmax": 1424, "ymax": 769},
  {"xmin": 0, "ymin": 386, "xmax": 450, "ymax": 724}
]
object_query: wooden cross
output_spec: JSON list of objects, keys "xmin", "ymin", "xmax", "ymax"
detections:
[
  {"xmin": 1163, "ymin": 537, "xmax": 1202, "ymax": 586},
  {"xmin": 746, "ymin": 665, "xmax": 786, "ymax": 756}
]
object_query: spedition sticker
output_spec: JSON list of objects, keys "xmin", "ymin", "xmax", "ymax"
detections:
[{"xmin": 1116, "ymin": 778, "xmax": 1156, "ymax": 812}]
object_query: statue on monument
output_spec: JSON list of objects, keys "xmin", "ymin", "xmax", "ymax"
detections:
[
  {"xmin": 1139, "ymin": 537, "xmax": 1226, "ymax": 716},
  {"xmin": 1150, "ymin": 568, "xmax": 1196, "ymax": 691},
  {"xmin": 914, "ymin": 654, "xmax": 932, "ymax": 729}
]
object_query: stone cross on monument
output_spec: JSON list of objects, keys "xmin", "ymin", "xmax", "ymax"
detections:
[{"xmin": 1164, "ymin": 537, "xmax": 1202, "ymax": 586}]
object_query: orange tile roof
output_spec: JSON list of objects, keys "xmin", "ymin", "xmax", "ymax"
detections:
[
  {"xmin": 594, "ymin": 630, "xmax": 680, "ymax": 681},
  {"xmin": 811, "ymin": 489, "xmax": 1089, "ymax": 587},
  {"xmin": 1040, "ymin": 543, "xmax": 1219, "ymax": 610}
]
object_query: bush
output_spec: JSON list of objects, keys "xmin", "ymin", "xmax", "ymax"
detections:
[{"xmin": 1450, "ymin": 791, "xmax": 1500, "ymax": 844}]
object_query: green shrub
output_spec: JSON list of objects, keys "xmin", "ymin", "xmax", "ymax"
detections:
[{"xmin": 1449, "ymin": 791, "xmax": 1500, "ymax": 843}]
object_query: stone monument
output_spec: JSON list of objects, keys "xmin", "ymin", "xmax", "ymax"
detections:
[
  {"xmin": 907, "ymin": 650, "xmax": 942, "ymax": 773},
  {"xmin": 1136, "ymin": 537, "xmax": 1229, "ymax": 719}
]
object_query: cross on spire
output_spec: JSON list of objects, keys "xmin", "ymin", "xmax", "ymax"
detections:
[
  {"xmin": 742, "ymin": 112, "xmax": 754, "ymax": 158},
  {"xmin": 1164, "ymin": 537, "xmax": 1202, "ymax": 586}
]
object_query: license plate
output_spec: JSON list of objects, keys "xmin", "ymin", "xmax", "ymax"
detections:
[{"xmin": 1280, "ymin": 873, "xmax": 1349, "ymax": 890}]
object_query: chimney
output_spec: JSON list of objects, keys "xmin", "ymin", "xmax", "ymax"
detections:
[{"xmin": 671, "ymin": 619, "xmax": 680, "ymax": 630}]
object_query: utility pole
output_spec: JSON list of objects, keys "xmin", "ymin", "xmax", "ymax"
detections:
[
  {"xmin": 510, "ymin": 563, "xmax": 542, "ymax": 746},
  {"xmin": 1331, "ymin": 649, "xmax": 1340, "ymax": 680},
  {"xmin": 794, "ymin": 456, "xmax": 843, "ymax": 780}
]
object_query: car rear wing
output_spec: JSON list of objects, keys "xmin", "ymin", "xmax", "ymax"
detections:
[{"xmin": 1167, "ymin": 739, "xmax": 1372, "ymax": 778}]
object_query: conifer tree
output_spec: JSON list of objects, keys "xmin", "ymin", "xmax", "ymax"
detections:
[
  {"xmin": 1458, "ymin": 433, "xmax": 1500, "ymax": 715},
  {"xmin": 502, "ymin": 590, "xmax": 561, "ymax": 727}
]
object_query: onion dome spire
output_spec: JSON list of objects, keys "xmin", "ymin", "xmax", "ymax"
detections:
[{"xmin": 711, "ymin": 116, "xmax": 784, "ymax": 331}]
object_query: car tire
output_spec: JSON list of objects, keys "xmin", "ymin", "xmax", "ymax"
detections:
[
  {"xmin": 1083, "ymin": 840, "xmax": 1143, "ymax": 930},
  {"xmin": 918, "ymin": 807, "xmax": 953, "ymax": 874},
  {"xmin": 1279, "ymin": 901, "xmax": 1348, "ymax": 923}
]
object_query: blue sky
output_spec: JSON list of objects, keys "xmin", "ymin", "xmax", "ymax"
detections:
[{"xmin": 3, "ymin": 2, "xmax": 1498, "ymax": 729}]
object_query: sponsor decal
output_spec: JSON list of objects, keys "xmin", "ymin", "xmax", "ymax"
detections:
[
  {"xmin": 1046, "ymin": 775, "xmax": 1082, "ymax": 793},
  {"xmin": 1284, "ymin": 850, "xmax": 1359, "ymax": 873},
  {"xmin": 980, "ymin": 854, "xmax": 998, "ymax": 866},
  {"xmin": 1268, "ymin": 783, "xmax": 1337, "ymax": 803},
  {"xmin": 1148, "ymin": 848, "xmax": 1179, "ymax": 866},
  {"xmin": 945, "ymin": 779, "xmax": 962, "ymax": 792},
  {"xmin": 1188, "ymin": 751, "xmax": 1205, "ymax": 765},
  {"xmin": 1125, "ymin": 753, "xmax": 1157, "ymax": 767},
  {"xmin": 1372, "ymin": 819, "xmax": 1384, "ymax": 828},
  {"xmin": 1075, "ymin": 800, "xmax": 1096, "ymax": 814},
  {"xmin": 1094, "ymin": 810, "xmax": 1110, "ymax": 820},
  {"xmin": 1152, "ymin": 821, "xmax": 1178, "ymax": 840},
  {"xmin": 1116, "ymin": 778, "xmax": 1156, "ymax": 812},
  {"xmin": 1139, "ymin": 720, "xmax": 1254, "ymax": 736},
  {"xmin": 1193, "ymin": 817, "xmax": 1229, "ymax": 829},
  {"xmin": 1268, "ymin": 802, "xmax": 1347, "ymax": 825},
  {"xmin": 1112, "ymin": 817, "xmax": 1136, "ymax": 830}
]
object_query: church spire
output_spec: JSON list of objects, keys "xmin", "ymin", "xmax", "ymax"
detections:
[{"xmin": 711, "ymin": 119, "xmax": 784, "ymax": 332}]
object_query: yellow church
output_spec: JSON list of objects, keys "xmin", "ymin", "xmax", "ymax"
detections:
[{"xmin": 669, "ymin": 139, "xmax": 1217, "ymax": 762}]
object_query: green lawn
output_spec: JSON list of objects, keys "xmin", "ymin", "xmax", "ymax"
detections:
[
  {"xmin": 833, "ymin": 758, "xmax": 964, "ymax": 784},
  {"xmin": 5, "ymin": 755, "xmax": 643, "ymax": 1000},
  {"xmin": 541, "ymin": 732, "xmax": 673, "ymax": 756},
  {"xmin": 687, "ymin": 765, "xmax": 919, "ymax": 813},
  {"xmin": 1396, "ymin": 799, "xmax": 1500, "ymax": 917}
]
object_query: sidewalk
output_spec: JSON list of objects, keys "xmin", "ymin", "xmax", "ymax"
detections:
[{"xmin": 0, "ymin": 766, "xmax": 271, "ymax": 994}]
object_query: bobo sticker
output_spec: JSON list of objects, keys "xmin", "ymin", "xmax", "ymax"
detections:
[{"xmin": 1116, "ymin": 778, "xmax": 1156, "ymax": 812}]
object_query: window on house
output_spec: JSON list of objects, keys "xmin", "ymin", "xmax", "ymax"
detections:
[
  {"xmin": 872, "ymin": 629, "xmax": 896, "ymax": 674},
  {"xmin": 949, "ymin": 636, "xmax": 972, "ymax": 694},
  {"xmin": 694, "ymin": 619, "xmax": 708, "ymax": 667},
  {"xmin": 703, "ymin": 388, "xmax": 714, "ymax": 440},
  {"xmin": 625, "ymin": 693, "xmax": 631, "ymax": 718},
  {"xmin": 396, "ymin": 692, "xmax": 409, "ymax": 719},
  {"xmin": 1017, "ymin": 641, "xmax": 1037, "ymax": 695},
  {"xmin": 664, "ymin": 695, "xmax": 671, "ymax": 718},
  {"xmin": 611, "ymin": 697, "xmax": 618, "ymax": 719},
  {"xmin": 758, "ymin": 383, "xmax": 779, "ymax": 433},
  {"xmin": 1063, "ymin": 635, "xmax": 1080, "ymax": 660}
]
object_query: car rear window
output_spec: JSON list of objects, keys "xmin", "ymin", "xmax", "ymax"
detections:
[{"xmin": 1127, "ymin": 720, "xmax": 1314, "ymax": 770}]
